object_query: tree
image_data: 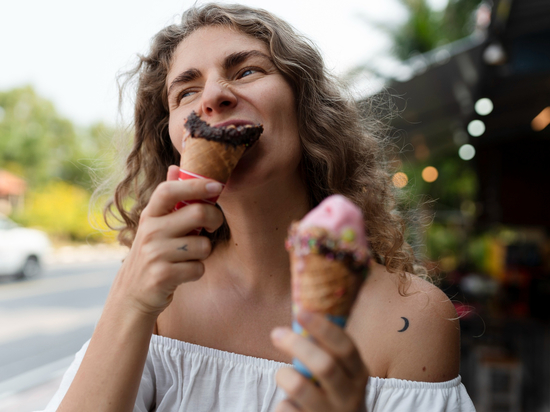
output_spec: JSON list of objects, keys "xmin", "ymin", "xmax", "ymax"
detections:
[
  {"xmin": 0, "ymin": 86, "xmax": 115, "ymax": 189},
  {"xmin": 350, "ymin": 0, "xmax": 483, "ymax": 79}
]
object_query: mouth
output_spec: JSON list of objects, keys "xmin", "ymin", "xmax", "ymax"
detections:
[{"xmin": 213, "ymin": 119, "xmax": 257, "ymax": 128}]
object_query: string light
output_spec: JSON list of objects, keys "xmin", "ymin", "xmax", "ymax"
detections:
[
  {"xmin": 467, "ymin": 120, "xmax": 486, "ymax": 137},
  {"xmin": 392, "ymin": 172, "xmax": 408, "ymax": 188},
  {"xmin": 532, "ymin": 107, "xmax": 550, "ymax": 131},
  {"xmin": 475, "ymin": 98, "xmax": 493, "ymax": 116},
  {"xmin": 459, "ymin": 144, "xmax": 476, "ymax": 160},
  {"xmin": 422, "ymin": 166, "xmax": 438, "ymax": 183}
]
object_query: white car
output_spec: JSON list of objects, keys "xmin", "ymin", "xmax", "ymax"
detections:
[{"xmin": 0, "ymin": 215, "xmax": 52, "ymax": 278}]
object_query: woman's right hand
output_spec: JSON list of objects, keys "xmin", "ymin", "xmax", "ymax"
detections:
[{"xmin": 110, "ymin": 165, "xmax": 225, "ymax": 317}]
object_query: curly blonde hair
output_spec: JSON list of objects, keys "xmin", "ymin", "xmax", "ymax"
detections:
[{"xmin": 104, "ymin": 3, "xmax": 425, "ymax": 278}]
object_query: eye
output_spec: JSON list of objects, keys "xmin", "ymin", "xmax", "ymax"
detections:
[
  {"xmin": 241, "ymin": 69, "xmax": 256, "ymax": 77},
  {"xmin": 237, "ymin": 67, "xmax": 262, "ymax": 79},
  {"xmin": 177, "ymin": 89, "xmax": 197, "ymax": 103}
]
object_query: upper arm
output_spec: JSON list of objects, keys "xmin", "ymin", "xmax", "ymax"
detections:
[
  {"xmin": 348, "ymin": 266, "xmax": 460, "ymax": 383},
  {"xmin": 385, "ymin": 278, "xmax": 460, "ymax": 382}
]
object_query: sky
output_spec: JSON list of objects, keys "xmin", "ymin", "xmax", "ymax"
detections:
[{"xmin": 0, "ymin": 0, "xmax": 448, "ymax": 126}]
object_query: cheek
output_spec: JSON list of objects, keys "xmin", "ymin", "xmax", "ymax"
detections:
[{"xmin": 168, "ymin": 120, "xmax": 183, "ymax": 154}]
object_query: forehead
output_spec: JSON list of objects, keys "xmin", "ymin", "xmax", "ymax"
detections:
[{"xmin": 167, "ymin": 26, "xmax": 270, "ymax": 82}]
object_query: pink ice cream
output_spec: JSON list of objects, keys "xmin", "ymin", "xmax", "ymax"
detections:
[
  {"xmin": 286, "ymin": 195, "xmax": 371, "ymax": 380},
  {"xmin": 297, "ymin": 195, "xmax": 367, "ymax": 249},
  {"xmin": 286, "ymin": 194, "xmax": 371, "ymax": 316},
  {"xmin": 286, "ymin": 194, "xmax": 370, "ymax": 274}
]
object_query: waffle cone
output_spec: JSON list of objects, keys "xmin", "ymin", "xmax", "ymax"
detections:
[
  {"xmin": 290, "ymin": 253, "xmax": 362, "ymax": 316},
  {"xmin": 181, "ymin": 137, "xmax": 246, "ymax": 184}
]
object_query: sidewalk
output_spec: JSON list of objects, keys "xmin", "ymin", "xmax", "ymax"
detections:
[
  {"xmin": 0, "ymin": 243, "xmax": 127, "ymax": 411},
  {"xmin": 0, "ymin": 375, "xmax": 63, "ymax": 412},
  {"xmin": 45, "ymin": 243, "xmax": 128, "ymax": 266}
]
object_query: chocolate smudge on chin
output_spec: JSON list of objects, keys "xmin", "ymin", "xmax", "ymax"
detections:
[{"xmin": 184, "ymin": 111, "xmax": 263, "ymax": 147}]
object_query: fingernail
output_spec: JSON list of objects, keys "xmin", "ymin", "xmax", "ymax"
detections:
[
  {"xmin": 206, "ymin": 182, "xmax": 223, "ymax": 194},
  {"xmin": 271, "ymin": 327, "xmax": 289, "ymax": 342},
  {"xmin": 298, "ymin": 310, "xmax": 313, "ymax": 324}
]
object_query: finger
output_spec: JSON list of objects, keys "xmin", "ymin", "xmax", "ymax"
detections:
[
  {"xmin": 271, "ymin": 328, "xmax": 354, "ymax": 406},
  {"xmin": 297, "ymin": 311, "xmax": 367, "ymax": 379},
  {"xmin": 167, "ymin": 165, "xmax": 180, "ymax": 181},
  {"xmin": 167, "ymin": 260, "xmax": 205, "ymax": 284},
  {"xmin": 161, "ymin": 236, "xmax": 212, "ymax": 262},
  {"xmin": 141, "ymin": 260, "xmax": 205, "ymax": 309},
  {"xmin": 275, "ymin": 367, "xmax": 327, "ymax": 412},
  {"xmin": 275, "ymin": 399, "xmax": 302, "ymax": 412},
  {"xmin": 160, "ymin": 203, "xmax": 224, "ymax": 236},
  {"xmin": 144, "ymin": 179, "xmax": 223, "ymax": 217}
]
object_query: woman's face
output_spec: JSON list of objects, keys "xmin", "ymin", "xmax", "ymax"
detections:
[{"xmin": 166, "ymin": 26, "xmax": 302, "ymax": 191}]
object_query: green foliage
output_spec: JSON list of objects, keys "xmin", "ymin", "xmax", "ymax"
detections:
[
  {"xmin": 401, "ymin": 156, "xmax": 478, "ymax": 209},
  {"xmin": 426, "ymin": 222, "xmax": 462, "ymax": 259},
  {"xmin": 0, "ymin": 86, "xmax": 116, "ymax": 190},
  {"xmin": 397, "ymin": 156, "xmax": 479, "ymax": 272},
  {"xmin": 12, "ymin": 180, "xmax": 114, "ymax": 243},
  {"xmin": 391, "ymin": 0, "xmax": 446, "ymax": 60},
  {"xmin": 0, "ymin": 85, "xmax": 119, "ymax": 242},
  {"xmin": 394, "ymin": 0, "xmax": 481, "ymax": 59},
  {"xmin": 0, "ymin": 86, "xmax": 76, "ymax": 186},
  {"xmin": 442, "ymin": 0, "xmax": 483, "ymax": 42},
  {"xmin": 353, "ymin": 0, "xmax": 484, "ymax": 273},
  {"xmin": 355, "ymin": 0, "xmax": 482, "ymax": 64},
  {"xmin": 466, "ymin": 234, "xmax": 491, "ymax": 272}
]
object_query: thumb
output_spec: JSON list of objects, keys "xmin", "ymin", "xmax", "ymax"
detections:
[{"xmin": 166, "ymin": 165, "xmax": 180, "ymax": 181}]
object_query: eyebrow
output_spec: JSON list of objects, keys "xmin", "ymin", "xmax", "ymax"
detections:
[
  {"xmin": 167, "ymin": 50, "xmax": 272, "ymax": 97},
  {"xmin": 168, "ymin": 68, "xmax": 201, "ymax": 97},
  {"xmin": 222, "ymin": 50, "xmax": 272, "ymax": 70}
]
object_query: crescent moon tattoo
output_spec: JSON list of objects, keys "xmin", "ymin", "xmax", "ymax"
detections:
[{"xmin": 398, "ymin": 317, "xmax": 409, "ymax": 332}]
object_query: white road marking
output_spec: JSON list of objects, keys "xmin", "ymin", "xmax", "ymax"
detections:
[{"xmin": 0, "ymin": 306, "xmax": 104, "ymax": 344}]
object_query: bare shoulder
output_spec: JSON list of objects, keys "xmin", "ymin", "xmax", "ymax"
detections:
[{"xmin": 347, "ymin": 262, "xmax": 460, "ymax": 382}]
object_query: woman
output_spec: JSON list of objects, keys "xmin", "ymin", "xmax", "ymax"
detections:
[{"xmin": 42, "ymin": 3, "xmax": 474, "ymax": 412}]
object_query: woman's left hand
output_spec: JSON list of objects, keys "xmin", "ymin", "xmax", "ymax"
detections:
[{"xmin": 271, "ymin": 310, "xmax": 369, "ymax": 412}]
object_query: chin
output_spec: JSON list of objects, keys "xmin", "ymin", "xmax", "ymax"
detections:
[{"xmin": 223, "ymin": 163, "xmax": 265, "ymax": 194}]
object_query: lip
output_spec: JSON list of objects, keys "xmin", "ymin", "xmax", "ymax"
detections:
[{"xmin": 213, "ymin": 119, "xmax": 257, "ymax": 128}]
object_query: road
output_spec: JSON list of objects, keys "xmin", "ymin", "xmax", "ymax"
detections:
[{"xmin": 0, "ymin": 260, "xmax": 121, "ymax": 412}]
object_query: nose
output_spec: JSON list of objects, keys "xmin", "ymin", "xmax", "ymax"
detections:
[{"xmin": 199, "ymin": 78, "xmax": 237, "ymax": 116}]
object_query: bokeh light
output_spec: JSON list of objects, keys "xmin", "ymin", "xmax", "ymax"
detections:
[
  {"xmin": 467, "ymin": 120, "xmax": 486, "ymax": 137},
  {"xmin": 414, "ymin": 144, "xmax": 430, "ymax": 161},
  {"xmin": 392, "ymin": 172, "xmax": 408, "ymax": 188},
  {"xmin": 459, "ymin": 144, "xmax": 476, "ymax": 160},
  {"xmin": 461, "ymin": 200, "xmax": 477, "ymax": 217},
  {"xmin": 422, "ymin": 166, "xmax": 438, "ymax": 183},
  {"xmin": 531, "ymin": 107, "xmax": 550, "ymax": 131},
  {"xmin": 475, "ymin": 98, "xmax": 494, "ymax": 116}
]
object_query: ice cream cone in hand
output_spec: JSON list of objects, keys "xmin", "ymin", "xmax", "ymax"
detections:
[
  {"xmin": 180, "ymin": 137, "xmax": 246, "ymax": 184},
  {"xmin": 174, "ymin": 112, "xmax": 263, "ymax": 233},
  {"xmin": 285, "ymin": 194, "xmax": 371, "ymax": 379}
]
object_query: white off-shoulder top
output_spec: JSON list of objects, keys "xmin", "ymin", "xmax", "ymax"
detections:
[{"xmin": 38, "ymin": 334, "xmax": 476, "ymax": 412}]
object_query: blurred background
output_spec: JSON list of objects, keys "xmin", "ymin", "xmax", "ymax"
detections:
[{"xmin": 0, "ymin": 0, "xmax": 549, "ymax": 411}]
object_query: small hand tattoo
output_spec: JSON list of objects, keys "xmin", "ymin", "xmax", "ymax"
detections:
[
  {"xmin": 178, "ymin": 244, "xmax": 188, "ymax": 251},
  {"xmin": 397, "ymin": 317, "xmax": 409, "ymax": 332}
]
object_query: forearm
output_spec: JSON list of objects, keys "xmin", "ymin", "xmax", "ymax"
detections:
[
  {"xmin": 57, "ymin": 298, "xmax": 156, "ymax": 412},
  {"xmin": 54, "ymin": 177, "xmax": 222, "ymax": 411}
]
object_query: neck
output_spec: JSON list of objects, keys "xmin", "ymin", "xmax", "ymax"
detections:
[{"xmin": 207, "ymin": 174, "xmax": 310, "ymax": 300}]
